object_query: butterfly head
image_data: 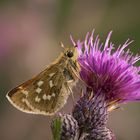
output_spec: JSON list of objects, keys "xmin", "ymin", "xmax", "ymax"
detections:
[
  {"xmin": 63, "ymin": 45, "xmax": 78, "ymax": 60},
  {"xmin": 62, "ymin": 45, "xmax": 80, "ymax": 72},
  {"xmin": 60, "ymin": 42, "xmax": 77, "ymax": 59}
]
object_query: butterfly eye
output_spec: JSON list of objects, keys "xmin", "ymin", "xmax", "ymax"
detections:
[{"xmin": 66, "ymin": 51, "xmax": 73, "ymax": 58}]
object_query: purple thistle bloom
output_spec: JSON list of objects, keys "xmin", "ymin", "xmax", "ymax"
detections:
[
  {"xmin": 73, "ymin": 31, "xmax": 140, "ymax": 109},
  {"xmin": 51, "ymin": 31, "xmax": 140, "ymax": 140},
  {"xmin": 73, "ymin": 90, "xmax": 114, "ymax": 140},
  {"xmin": 73, "ymin": 90, "xmax": 108, "ymax": 131},
  {"xmin": 52, "ymin": 90, "xmax": 115, "ymax": 140},
  {"xmin": 51, "ymin": 114, "xmax": 79, "ymax": 140}
]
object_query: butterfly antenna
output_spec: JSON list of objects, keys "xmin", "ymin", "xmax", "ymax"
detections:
[
  {"xmin": 70, "ymin": 34, "xmax": 77, "ymax": 48},
  {"xmin": 60, "ymin": 42, "xmax": 65, "ymax": 49}
]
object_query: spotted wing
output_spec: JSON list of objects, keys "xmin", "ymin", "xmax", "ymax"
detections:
[{"xmin": 6, "ymin": 64, "xmax": 71, "ymax": 115}]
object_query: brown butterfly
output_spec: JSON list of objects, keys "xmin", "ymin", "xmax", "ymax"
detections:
[{"xmin": 6, "ymin": 45, "xmax": 80, "ymax": 115}]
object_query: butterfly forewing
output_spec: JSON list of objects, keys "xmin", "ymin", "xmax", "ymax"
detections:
[
  {"xmin": 7, "ymin": 84, "xmax": 35, "ymax": 114},
  {"xmin": 7, "ymin": 62, "xmax": 71, "ymax": 115},
  {"xmin": 26, "ymin": 67, "xmax": 68, "ymax": 115}
]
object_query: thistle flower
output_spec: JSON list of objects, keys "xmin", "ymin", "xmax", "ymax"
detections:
[
  {"xmin": 51, "ymin": 114, "xmax": 79, "ymax": 140},
  {"xmin": 52, "ymin": 90, "xmax": 115, "ymax": 140},
  {"xmin": 73, "ymin": 90, "xmax": 108, "ymax": 131},
  {"xmin": 83, "ymin": 127, "xmax": 115, "ymax": 140},
  {"xmin": 75, "ymin": 31, "xmax": 140, "ymax": 109},
  {"xmin": 51, "ymin": 31, "xmax": 140, "ymax": 140},
  {"xmin": 73, "ymin": 90, "xmax": 114, "ymax": 140}
]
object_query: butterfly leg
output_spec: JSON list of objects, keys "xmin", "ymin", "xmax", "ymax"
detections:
[{"xmin": 64, "ymin": 82, "xmax": 76, "ymax": 105}]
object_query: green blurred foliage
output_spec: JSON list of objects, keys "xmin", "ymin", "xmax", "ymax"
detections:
[
  {"xmin": 55, "ymin": 0, "xmax": 74, "ymax": 34},
  {"xmin": 51, "ymin": 117, "xmax": 61, "ymax": 140}
]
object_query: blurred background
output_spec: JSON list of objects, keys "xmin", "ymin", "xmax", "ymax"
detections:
[{"xmin": 0, "ymin": 0, "xmax": 140, "ymax": 140}]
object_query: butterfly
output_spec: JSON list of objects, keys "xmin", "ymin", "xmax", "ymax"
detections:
[{"xmin": 6, "ymin": 44, "xmax": 80, "ymax": 115}]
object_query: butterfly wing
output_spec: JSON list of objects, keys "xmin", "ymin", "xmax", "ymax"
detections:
[{"xmin": 6, "ymin": 63, "xmax": 71, "ymax": 115}]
